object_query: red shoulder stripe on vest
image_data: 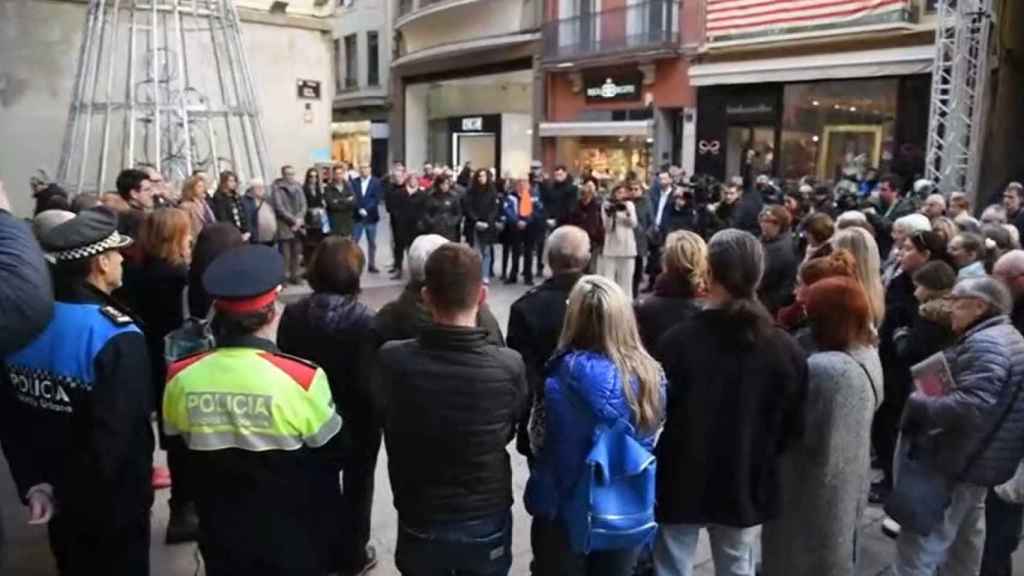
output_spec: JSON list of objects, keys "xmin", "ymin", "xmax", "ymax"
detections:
[
  {"xmin": 166, "ymin": 352, "xmax": 212, "ymax": 382},
  {"xmin": 258, "ymin": 352, "xmax": 318, "ymax": 391}
]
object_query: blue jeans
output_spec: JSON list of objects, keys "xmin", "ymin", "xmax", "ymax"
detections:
[
  {"xmin": 396, "ymin": 511, "xmax": 512, "ymax": 576},
  {"xmin": 479, "ymin": 243, "xmax": 494, "ymax": 281},
  {"xmin": 352, "ymin": 221, "xmax": 377, "ymax": 269},
  {"xmin": 896, "ymin": 482, "xmax": 987, "ymax": 576},
  {"xmin": 654, "ymin": 523, "xmax": 757, "ymax": 576}
]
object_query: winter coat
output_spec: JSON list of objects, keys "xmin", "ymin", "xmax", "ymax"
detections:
[
  {"xmin": 733, "ymin": 191, "xmax": 763, "ymax": 235},
  {"xmin": 894, "ymin": 298, "xmax": 957, "ymax": 368},
  {"xmin": 879, "ymin": 272, "xmax": 920, "ymax": 408},
  {"xmin": 633, "ymin": 277, "xmax": 702, "ymax": 360},
  {"xmin": 762, "ymin": 347, "xmax": 883, "ymax": 576},
  {"xmin": 903, "ymin": 315, "xmax": 1024, "ymax": 486},
  {"xmin": 371, "ymin": 282, "xmax": 504, "ymax": 349},
  {"xmin": 271, "ymin": 178, "xmax": 308, "ymax": 240},
  {"xmin": 323, "ymin": 181, "xmax": 357, "ymax": 237},
  {"xmin": 663, "ymin": 202, "xmax": 717, "ymax": 241},
  {"xmin": 759, "ymin": 234, "xmax": 799, "ymax": 315},
  {"xmin": 418, "ymin": 189, "xmax": 463, "ymax": 242},
  {"xmin": 957, "ymin": 261, "xmax": 987, "ymax": 280},
  {"xmin": 395, "ymin": 189, "xmax": 428, "ymax": 246},
  {"xmin": 0, "ymin": 212, "xmax": 53, "ymax": 357},
  {"xmin": 278, "ymin": 293, "xmax": 375, "ymax": 425},
  {"xmin": 632, "ymin": 195, "xmax": 653, "ymax": 256},
  {"xmin": 464, "ymin": 185, "xmax": 500, "ymax": 245},
  {"xmin": 525, "ymin": 350, "xmax": 664, "ymax": 519},
  {"xmin": 508, "ymin": 272, "xmax": 584, "ymax": 459},
  {"xmin": 543, "ymin": 178, "xmax": 578, "ymax": 226},
  {"xmin": 179, "ymin": 198, "xmax": 215, "ymax": 240},
  {"xmin": 350, "ymin": 177, "xmax": 383, "ymax": 224},
  {"xmin": 566, "ymin": 198, "xmax": 605, "ymax": 253},
  {"xmin": 210, "ymin": 190, "xmax": 250, "ymax": 235},
  {"xmin": 656, "ymin": 307, "xmax": 809, "ymax": 527},
  {"xmin": 601, "ymin": 200, "xmax": 637, "ymax": 258},
  {"xmin": 377, "ymin": 324, "xmax": 527, "ymax": 528},
  {"xmin": 241, "ymin": 193, "xmax": 277, "ymax": 244}
]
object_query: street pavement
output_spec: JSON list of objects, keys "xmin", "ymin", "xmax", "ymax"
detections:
[{"xmin": 3, "ymin": 214, "xmax": 1024, "ymax": 575}]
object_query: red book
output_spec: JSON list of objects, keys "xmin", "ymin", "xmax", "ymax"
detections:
[{"xmin": 911, "ymin": 351, "xmax": 956, "ymax": 397}]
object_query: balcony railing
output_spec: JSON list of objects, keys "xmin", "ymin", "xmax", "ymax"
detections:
[{"xmin": 543, "ymin": 0, "xmax": 680, "ymax": 62}]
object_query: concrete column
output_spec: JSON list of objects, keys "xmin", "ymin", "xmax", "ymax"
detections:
[
  {"xmin": 653, "ymin": 107, "xmax": 673, "ymax": 170},
  {"xmin": 531, "ymin": 52, "xmax": 545, "ymax": 162},
  {"xmin": 389, "ymin": 72, "xmax": 405, "ymax": 164},
  {"xmin": 404, "ymin": 82, "xmax": 429, "ymax": 168}
]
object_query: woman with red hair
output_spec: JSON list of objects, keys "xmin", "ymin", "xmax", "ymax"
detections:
[{"xmin": 762, "ymin": 277, "xmax": 883, "ymax": 576}]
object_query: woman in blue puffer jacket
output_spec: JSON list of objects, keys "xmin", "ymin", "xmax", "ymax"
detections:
[{"xmin": 527, "ymin": 274, "xmax": 666, "ymax": 576}]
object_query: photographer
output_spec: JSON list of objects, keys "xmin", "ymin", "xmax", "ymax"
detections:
[{"xmin": 599, "ymin": 183, "xmax": 639, "ymax": 299}]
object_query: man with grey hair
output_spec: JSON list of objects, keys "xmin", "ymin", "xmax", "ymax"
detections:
[
  {"xmin": 508, "ymin": 225, "xmax": 590, "ymax": 460},
  {"xmin": 922, "ymin": 194, "xmax": 947, "ymax": 220},
  {"xmin": 897, "ymin": 275, "xmax": 1024, "ymax": 576},
  {"xmin": 372, "ymin": 234, "xmax": 504, "ymax": 348},
  {"xmin": 984, "ymin": 250, "xmax": 1024, "ymax": 576}
]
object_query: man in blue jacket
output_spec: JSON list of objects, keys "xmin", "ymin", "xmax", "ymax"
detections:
[{"xmin": 351, "ymin": 164, "xmax": 383, "ymax": 273}]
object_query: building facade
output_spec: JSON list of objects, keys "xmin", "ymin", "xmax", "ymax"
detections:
[
  {"xmin": 332, "ymin": 0, "xmax": 393, "ymax": 176},
  {"xmin": 539, "ymin": 0, "xmax": 700, "ymax": 183},
  {"xmin": 388, "ymin": 0, "xmax": 543, "ymax": 178},
  {"xmin": 689, "ymin": 0, "xmax": 939, "ymax": 188},
  {"xmin": 0, "ymin": 0, "xmax": 334, "ymax": 216}
]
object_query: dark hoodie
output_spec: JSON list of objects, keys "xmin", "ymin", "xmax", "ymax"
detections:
[{"xmin": 656, "ymin": 305, "xmax": 808, "ymax": 527}]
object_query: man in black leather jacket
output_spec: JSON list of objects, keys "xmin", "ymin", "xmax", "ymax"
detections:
[{"xmin": 377, "ymin": 243, "xmax": 527, "ymax": 576}]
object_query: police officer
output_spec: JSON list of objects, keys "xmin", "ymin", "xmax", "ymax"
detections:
[
  {"xmin": 3, "ymin": 207, "xmax": 154, "ymax": 575},
  {"xmin": 162, "ymin": 244, "xmax": 343, "ymax": 576}
]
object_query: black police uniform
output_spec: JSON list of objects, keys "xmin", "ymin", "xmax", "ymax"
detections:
[{"xmin": 3, "ymin": 208, "xmax": 154, "ymax": 576}]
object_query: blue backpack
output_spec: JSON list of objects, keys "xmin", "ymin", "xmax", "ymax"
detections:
[{"xmin": 561, "ymin": 398, "xmax": 658, "ymax": 554}]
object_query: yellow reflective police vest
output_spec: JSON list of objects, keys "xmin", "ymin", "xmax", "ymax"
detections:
[{"xmin": 163, "ymin": 346, "xmax": 341, "ymax": 451}]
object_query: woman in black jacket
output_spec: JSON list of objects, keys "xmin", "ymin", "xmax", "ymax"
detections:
[
  {"xmin": 758, "ymin": 205, "xmax": 799, "ymax": 315},
  {"xmin": 302, "ymin": 167, "xmax": 327, "ymax": 265},
  {"xmin": 872, "ymin": 230, "xmax": 950, "ymax": 502},
  {"xmin": 278, "ymin": 237, "xmax": 378, "ymax": 575},
  {"xmin": 654, "ymin": 229, "xmax": 808, "ymax": 576},
  {"xmin": 187, "ymin": 223, "xmax": 244, "ymax": 318},
  {"xmin": 130, "ymin": 207, "xmax": 198, "ymax": 543},
  {"xmin": 633, "ymin": 229, "xmax": 705, "ymax": 359},
  {"xmin": 464, "ymin": 169, "xmax": 499, "ymax": 285}
]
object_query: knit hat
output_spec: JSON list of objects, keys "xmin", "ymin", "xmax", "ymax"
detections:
[{"xmin": 950, "ymin": 276, "xmax": 1013, "ymax": 316}]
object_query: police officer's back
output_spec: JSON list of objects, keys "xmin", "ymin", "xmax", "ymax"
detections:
[
  {"xmin": 162, "ymin": 244, "xmax": 342, "ymax": 576},
  {"xmin": 3, "ymin": 208, "xmax": 154, "ymax": 575}
]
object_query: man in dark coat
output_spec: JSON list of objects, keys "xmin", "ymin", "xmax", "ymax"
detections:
[
  {"xmin": 384, "ymin": 162, "xmax": 406, "ymax": 273},
  {"xmin": 565, "ymin": 178, "xmax": 604, "ymax": 271},
  {"xmin": 324, "ymin": 165, "xmax": 358, "ymax": 238},
  {"xmin": 4, "ymin": 208, "xmax": 154, "ymax": 576},
  {"xmin": 0, "ymin": 182, "xmax": 54, "ymax": 569},
  {"xmin": 373, "ymin": 234, "xmax": 504, "ymax": 347},
  {"xmin": 418, "ymin": 177, "xmax": 463, "ymax": 243},
  {"xmin": 542, "ymin": 165, "xmax": 578, "ymax": 227},
  {"xmin": 351, "ymin": 164, "xmax": 384, "ymax": 273},
  {"xmin": 376, "ymin": 243, "xmax": 526, "ymax": 576},
  {"xmin": 984, "ymin": 250, "xmax": 1024, "ymax": 576}
]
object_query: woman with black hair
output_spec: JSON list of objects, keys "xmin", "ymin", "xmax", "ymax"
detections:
[
  {"xmin": 655, "ymin": 229, "xmax": 808, "ymax": 575},
  {"xmin": 464, "ymin": 169, "xmax": 499, "ymax": 285},
  {"xmin": 302, "ymin": 167, "xmax": 328, "ymax": 265}
]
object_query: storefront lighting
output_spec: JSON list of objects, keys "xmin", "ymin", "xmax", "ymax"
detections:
[
  {"xmin": 812, "ymin": 135, "xmax": 820, "ymax": 143},
  {"xmin": 833, "ymin": 104, "xmax": 841, "ymax": 110},
  {"xmin": 556, "ymin": 62, "xmax": 574, "ymax": 68},
  {"xmin": 811, "ymin": 100, "xmax": 820, "ymax": 106},
  {"xmin": 850, "ymin": 106, "xmax": 857, "ymax": 112}
]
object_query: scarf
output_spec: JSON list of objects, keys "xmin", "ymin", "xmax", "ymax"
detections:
[{"xmin": 518, "ymin": 181, "xmax": 533, "ymax": 218}]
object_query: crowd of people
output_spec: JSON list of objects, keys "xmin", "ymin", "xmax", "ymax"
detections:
[{"xmin": 3, "ymin": 161, "xmax": 1024, "ymax": 576}]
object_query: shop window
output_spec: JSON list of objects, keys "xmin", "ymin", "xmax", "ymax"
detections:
[
  {"xmin": 367, "ymin": 32, "xmax": 380, "ymax": 87},
  {"xmin": 780, "ymin": 79, "xmax": 899, "ymax": 184},
  {"xmin": 333, "ymin": 39, "xmax": 342, "ymax": 93},
  {"xmin": 611, "ymin": 108, "xmax": 653, "ymax": 121},
  {"xmin": 343, "ymin": 34, "xmax": 358, "ymax": 91}
]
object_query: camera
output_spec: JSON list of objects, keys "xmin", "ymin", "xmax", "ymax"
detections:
[{"xmin": 605, "ymin": 201, "xmax": 627, "ymax": 215}]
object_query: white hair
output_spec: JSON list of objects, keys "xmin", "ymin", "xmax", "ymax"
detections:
[
  {"xmin": 894, "ymin": 213, "xmax": 932, "ymax": 235},
  {"xmin": 545, "ymin": 226, "xmax": 591, "ymax": 273},
  {"xmin": 836, "ymin": 211, "xmax": 867, "ymax": 227},
  {"xmin": 407, "ymin": 234, "xmax": 449, "ymax": 282}
]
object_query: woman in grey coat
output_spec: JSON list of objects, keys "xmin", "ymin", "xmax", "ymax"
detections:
[{"xmin": 762, "ymin": 276, "xmax": 884, "ymax": 576}]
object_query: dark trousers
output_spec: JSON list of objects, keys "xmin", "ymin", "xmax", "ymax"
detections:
[
  {"xmin": 501, "ymin": 233, "xmax": 517, "ymax": 279},
  {"xmin": 279, "ymin": 237, "xmax": 303, "ymax": 281},
  {"xmin": 396, "ymin": 511, "xmax": 512, "ymax": 576},
  {"xmin": 390, "ymin": 218, "xmax": 401, "ymax": 269},
  {"xmin": 338, "ymin": 421, "xmax": 383, "ymax": 571},
  {"xmin": 646, "ymin": 245, "xmax": 662, "ymax": 289},
  {"xmin": 167, "ymin": 440, "xmax": 195, "ymax": 511},
  {"xmin": 49, "ymin": 510, "xmax": 150, "ymax": 576},
  {"xmin": 981, "ymin": 489, "xmax": 1024, "ymax": 576},
  {"xmin": 530, "ymin": 517, "xmax": 641, "ymax": 576},
  {"xmin": 632, "ymin": 254, "xmax": 645, "ymax": 297},
  {"xmin": 872, "ymin": 393, "xmax": 906, "ymax": 486},
  {"xmin": 517, "ymin": 226, "xmax": 544, "ymax": 283}
]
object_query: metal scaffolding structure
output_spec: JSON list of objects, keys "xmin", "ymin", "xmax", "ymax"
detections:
[
  {"xmin": 56, "ymin": 0, "xmax": 271, "ymax": 194},
  {"xmin": 924, "ymin": 0, "xmax": 997, "ymax": 197}
]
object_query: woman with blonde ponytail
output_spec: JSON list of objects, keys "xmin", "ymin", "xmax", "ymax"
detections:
[
  {"xmin": 526, "ymin": 275, "xmax": 665, "ymax": 575},
  {"xmin": 634, "ymin": 230, "xmax": 707, "ymax": 358}
]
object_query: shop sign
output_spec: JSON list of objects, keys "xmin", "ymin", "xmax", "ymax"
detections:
[
  {"xmin": 461, "ymin": 117, "xmax": 484, "ymax": 131},
  {"xmin": 297, "ymin": 79, "xmax": 321, "ymax": 100},
  {"xmin": 585, "ymin": 73, "xmax": 642, "ymax": 103},
  {"xmin": 726, "ymin": 103, "xmax": 773, "ymax": 116}
]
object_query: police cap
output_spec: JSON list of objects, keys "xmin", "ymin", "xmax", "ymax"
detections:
[
  {"xmin": 203, "ymin": 244, "xmax": 285, "ymax": 313},
  {"xmin": 41, "ymin": 206, "xmax": 133, "ymax": 262}
]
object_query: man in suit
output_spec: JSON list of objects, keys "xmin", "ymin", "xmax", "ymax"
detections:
[{"xmin": 351, "ymin": 164, "xmax": 382, "ymax": 273}]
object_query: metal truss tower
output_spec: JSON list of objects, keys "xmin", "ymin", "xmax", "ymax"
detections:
[
  {"xmin": 56, "ymin": 0, "xmax": 271, "ymax": 194},
  {"xmin": 924, "ymin": 0, "xmax": 997, "ymax": 197}
]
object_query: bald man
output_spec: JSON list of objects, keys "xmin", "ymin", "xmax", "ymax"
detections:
[{"xmin": 985, "ymin": 249, "xmax": 1024, "ymax": 576}]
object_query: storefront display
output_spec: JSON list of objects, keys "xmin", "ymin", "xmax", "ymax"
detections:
[
  {"xmin": 695, "ymin": 76, "xmax": 929, "ymax": 187},
  {"xmin": 555, "ymin": 136, "xmax": 651, "ymax": 183},
  {"xmin": 331, "ymin": 121, "xmax": 372, "ymax": 167}
]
